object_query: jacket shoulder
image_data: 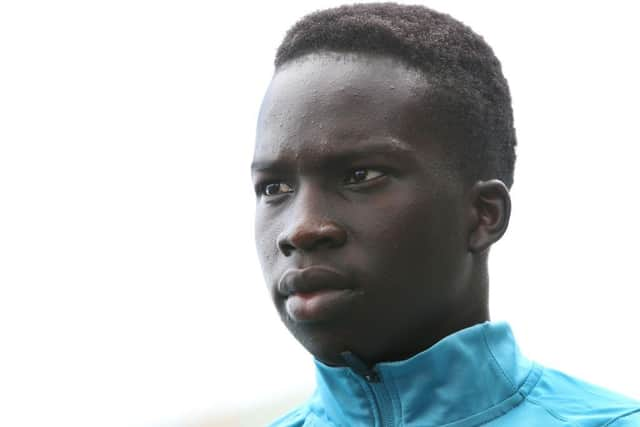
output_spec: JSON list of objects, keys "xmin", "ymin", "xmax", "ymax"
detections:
[{"xmin": 525, "ymin": 366, "xmax": 640, "ymax": 426}]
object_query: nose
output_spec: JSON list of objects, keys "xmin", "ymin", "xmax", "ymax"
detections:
[
  {"xmin": 276, "ymin": 193, "xmax": 347, "ymax": 256},
  {"xmin": 277, "ymin": 220, "xmax": 347, "ymax": 255}
]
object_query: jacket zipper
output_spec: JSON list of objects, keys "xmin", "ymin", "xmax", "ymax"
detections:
[
  {"xmin": 367, "ymin": 378, "xmax": 395, "ymax": 427},
  {"xmin": 341, "ymin": 351, "xmax": 396, "ymax": 426}
]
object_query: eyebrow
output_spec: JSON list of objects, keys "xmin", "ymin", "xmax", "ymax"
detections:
[{"xmin": 251, "ymin": 137, "xmax": 418, "ymax": 172}]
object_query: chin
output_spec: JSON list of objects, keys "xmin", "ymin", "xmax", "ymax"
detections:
[{"xmin": 286, "ymin": 320, "xmax": 357, "ymax": 366}]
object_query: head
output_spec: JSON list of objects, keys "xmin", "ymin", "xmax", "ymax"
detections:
[{"xmin": 252, "ymin": 3, "xmax": 515, "ymax": 366}]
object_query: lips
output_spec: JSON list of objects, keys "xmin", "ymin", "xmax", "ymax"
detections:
[
  {"xmin": 277, "ymin": 266, "xmax": 352, "ymax": 296},
  {"xmin": 277, "ymin": 266, "xmax": 358, "ymax": 322}
]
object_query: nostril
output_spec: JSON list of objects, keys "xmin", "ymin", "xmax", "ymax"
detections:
[
  {"xmin": 278, "ymin": 240, "xmax": 295, "ymax": 256},
  {"xmin": 277, "ymin": 221, "xmax": 347, "ymax": 255}
]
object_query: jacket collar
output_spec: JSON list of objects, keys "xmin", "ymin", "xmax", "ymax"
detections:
[{"xmin": 312, "ymin": 322, "xmax": 537, "ymax": 426}]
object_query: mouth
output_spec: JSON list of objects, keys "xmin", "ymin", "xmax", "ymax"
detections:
[{"xmin": 277, "ymin": 266, "xmax": 359, "ymax": 322}]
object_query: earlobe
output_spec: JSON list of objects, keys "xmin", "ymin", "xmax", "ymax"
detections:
[{"xmin": 468, "ymin": 180, "xmax": 511, "ymax": 253}]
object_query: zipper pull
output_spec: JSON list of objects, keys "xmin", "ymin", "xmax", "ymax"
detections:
[{"xmin": 340, "ymin": 351, "xmax": 380, "ymax": 382}]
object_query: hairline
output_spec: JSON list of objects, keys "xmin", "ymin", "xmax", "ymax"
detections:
[{"xmin": 273, "ymin": 49, "xmax": 474, "ymax": 185}]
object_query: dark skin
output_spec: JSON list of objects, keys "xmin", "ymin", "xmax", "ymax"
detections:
[{"xmin": 252, "ymin": 52, "xmax": 510, "ymax": 367}]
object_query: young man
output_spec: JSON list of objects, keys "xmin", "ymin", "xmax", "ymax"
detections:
[{"xmin": 252, "ymin": 3, "xmax": 640, "ymax": 426}]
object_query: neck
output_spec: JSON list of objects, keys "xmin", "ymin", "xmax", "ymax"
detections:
[
  {"xmin": 357, "ymin": 258, "xmax": 490, "ymax": 367},
  {"xmin": 365, "ymin": 302, "xmax": 489, "ymax": 366}
]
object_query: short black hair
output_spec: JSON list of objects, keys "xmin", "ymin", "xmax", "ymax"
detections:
[{"xmin": 275, "ymin": 2, "xmax": 516, "ymax": 188}]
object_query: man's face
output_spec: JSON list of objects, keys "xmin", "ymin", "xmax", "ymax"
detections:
[{"xmin": 252, "ymin": 53, "xmax": 474, "ymax": 365}]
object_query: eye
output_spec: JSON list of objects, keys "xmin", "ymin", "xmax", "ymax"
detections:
[
  {"xmin": 344, "ymin": 168, "xmax": 385, "ymax": 185},
  {"xmin": 261, "ymin": 182, "xmax": 294, "ymax": 196}
]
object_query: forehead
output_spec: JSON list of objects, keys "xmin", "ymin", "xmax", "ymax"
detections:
[{"xmin": 254, "ymin": 52, "xmax": 438, "ymax": 167}]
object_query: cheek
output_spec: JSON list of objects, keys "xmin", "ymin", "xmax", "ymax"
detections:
[
  {"xmin": 357, "ymin": 192, "xmax": 467, "ymax": 285},
  {"xmin": 254, "ymin": 210, "xmax": 280, "ymax": 278}
]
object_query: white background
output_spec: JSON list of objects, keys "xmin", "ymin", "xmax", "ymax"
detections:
[{"xmin": 1, "ymin": 1, "xmax": 639, "ymax": 426}]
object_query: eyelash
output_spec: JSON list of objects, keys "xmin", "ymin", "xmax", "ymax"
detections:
[
  {"xmin": 256, "ymin": 168, "xmax": 387, "ymax": 198},
  {"xmin": 344, "ymin": 168, "xmax": 386, "ymax": 185},
  {"xmin": 258, "ymin": 182, "xmax": 294, "ymax": 197}
]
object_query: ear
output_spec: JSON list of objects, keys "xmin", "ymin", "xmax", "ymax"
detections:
[{"xmin": 468, "ymin": 179, "xmax": 511, "ymax": 253}]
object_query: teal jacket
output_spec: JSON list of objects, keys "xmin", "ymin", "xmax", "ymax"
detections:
[{"xmin": 269, "ymin": 322, "xmax": 640, "ymax": 426}]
